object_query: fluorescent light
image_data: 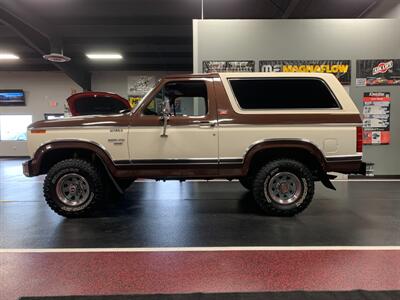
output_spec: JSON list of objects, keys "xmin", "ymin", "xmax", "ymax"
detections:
[
  {"xmin": 86, "ymin": 53, "xmax": 123, "ymax": 60},
  {"xmin": 0, "ymin": 53, "xmax": 20, "ymax": 60}
]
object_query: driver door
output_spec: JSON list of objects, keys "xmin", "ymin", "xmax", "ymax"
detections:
[{"xmin": 128, "ymin": 78, "xmax": 219, "ymax": 177}]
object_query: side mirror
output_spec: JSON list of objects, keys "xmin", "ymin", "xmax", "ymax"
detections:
[{"xmin": 160, "ymin": 99, "xmax": 170, "ymax": 137}]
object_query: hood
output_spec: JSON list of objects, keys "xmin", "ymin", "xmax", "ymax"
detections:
[
  {"xmin": 29, "ymin": 113, "xmax": 131, "ymax": 129},
  {"xmin": 66, "ymin": 91, "xmax": 130, "ymax": 116}
]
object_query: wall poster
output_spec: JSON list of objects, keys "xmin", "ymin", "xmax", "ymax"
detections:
[
  {"xmin": 362, "ymin": 92, "xmax": 391, "ymax": 145},
  {"xmin": 128, "ymin": 76, "xmax": 157, "ymax": 96},
  {"xmin": 203, "ymin": 61, "xmax": 255, "ymax": 73},
  {"xmin": 128, "ymin": 96, "xmax": 142, "ymax": 108},
  {"xmin": 356, "ymin": 59, "xmax": 400, "ymax": 86},
  {"xmin": 127, "ymin": 76, "xmax": 158, "ymax": 108},
  {"xmin": 259, "ymin": 60, "xmax": 351, "ymax": 85}
]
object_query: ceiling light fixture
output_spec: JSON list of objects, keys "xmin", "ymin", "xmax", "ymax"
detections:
[
  {"xmin": 0, "ymin": 53, "xmax": 20, "ymax": 60},
  {"xmin": 86, "ymin": 53, "xmax": 123, "ymax": 60},
  {"xmin": 43, "ymin": 53, "xmax": 71, "ymax": 63}
]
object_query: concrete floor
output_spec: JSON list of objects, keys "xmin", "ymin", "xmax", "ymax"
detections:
[
  {"xmin": 1, "ymin": 158, "xmax": 400, "ymax": 249},
  {"xmin": 1, "ymin": 158, "xmax": 400, "ymax": 299}
]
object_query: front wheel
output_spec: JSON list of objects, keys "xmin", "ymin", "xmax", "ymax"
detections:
[
  {"xmin": 43, "ymin": 159, "xmax": 105, "ymax": 218},
  {"xmin": 239, "ymin": 176, "xmax": 253, "ymax": 190},
  {"xmin": 252, "ymin": 159, "xmax": 314, "ymax": 216}
]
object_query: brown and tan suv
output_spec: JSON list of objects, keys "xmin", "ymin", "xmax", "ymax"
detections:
[{"xmin": 23, "ymin": 72, "xmax": 367, "ymax": 217}]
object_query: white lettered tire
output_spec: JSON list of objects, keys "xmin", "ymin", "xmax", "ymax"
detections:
[{"xmin": 43, "ymin": 159, "xmax": 104, "ymax": 218}]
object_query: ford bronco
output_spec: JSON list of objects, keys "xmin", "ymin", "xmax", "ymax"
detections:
[{"xmin": 23, "ymin": 72, "xmax": 367, "ymax": 217}]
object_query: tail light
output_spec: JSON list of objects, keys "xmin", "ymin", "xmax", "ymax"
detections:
[{"xmin": 356, "ymin": 126, "xmax": 363, "ymax": 153}]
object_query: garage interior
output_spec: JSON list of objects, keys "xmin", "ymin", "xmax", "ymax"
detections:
[{"xmin": 1, "ymin": 0, "xmax": 400, "ymax": 299}]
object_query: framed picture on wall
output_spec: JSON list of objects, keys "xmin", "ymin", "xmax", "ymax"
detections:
[
  {"xmin": 0, "ymin": 90, "xmax": 26, "ymax": 106},
  {"xmin": 356, "ymin": 59, "xmax": 400, "ymax": 86},
  {"xmin": 203, "ymin": 61, "xmax": 255, "ymax": 73}
]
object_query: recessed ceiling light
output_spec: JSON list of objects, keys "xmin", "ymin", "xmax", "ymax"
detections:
[
  {"xmin": 0, "ymin": 53, "xmax": 20, "ymax": 60},
  {"xmin": 86, "ymin": 53, "xmax": 123, "ymax": 60}
]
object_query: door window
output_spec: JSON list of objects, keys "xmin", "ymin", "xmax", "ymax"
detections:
[{"xmin": 142, "ymin": 81, "xmax": 208, "ymax": 117}]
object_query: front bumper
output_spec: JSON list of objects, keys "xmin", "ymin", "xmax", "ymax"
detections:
[{"xmin": 22, "ymin": 159, "xmax": 36, "ymax": 177}]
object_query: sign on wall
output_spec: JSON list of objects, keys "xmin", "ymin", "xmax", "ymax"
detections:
[
  {"xmin": 128, "ymin": 96, "xmax": 142, "ymax": 108},
  {"xmin": 356, "ymin": 59, "xmax": 400, "ymax": 86},
  {"xmin": 259, "ymin": 60, "xmax": 351, "ymax": 85},
  {"xmin": 362, "ymin": 92, "xmax": 391, "ymax": 145},
  {"xmin": 127, "ymin": 76, "xmax": 158, "ymax": 109},
  {"xmin": 203, "ymin": 61, "xmax": 255, "ymax": 73},
  {"xmin": 128, "ymin": 76, "xmax": 157, "ymax": 96}
]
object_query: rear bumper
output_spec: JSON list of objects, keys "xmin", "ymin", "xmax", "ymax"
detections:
[
  {"xmin": 358, "ymin": 162, "xmax": 367, "ymax": 176},
  {"xmin": 325, "ymin": 156, "xmax": 368, "ymax": 175}
]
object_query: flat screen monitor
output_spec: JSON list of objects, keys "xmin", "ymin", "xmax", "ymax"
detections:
[
  {"xmin": 0, "ymin": 90, "xmax": 25, "ymax": 106},
  {"xmin": 44, "ymin": 113, "xmax": 65, "ymax": 120}
]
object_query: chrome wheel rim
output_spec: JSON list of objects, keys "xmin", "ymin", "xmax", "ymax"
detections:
[
  {"xmin": 265, "ymin": 172, "xmax": 302, "ymax": 205},
  {"xmin": 56, "ymin": 173, "xmax": 90, "ymax": 206}
]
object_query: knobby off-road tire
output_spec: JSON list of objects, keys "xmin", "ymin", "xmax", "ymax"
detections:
[
  {"xmin": 252, "ymin": 159, "xmax": 314, "ymax": 216},
  {"xmin": 43, "ymin": 159, "xmax": 104, "ymax": 218},
  {"xmin": 239, "ymin": 176, "xmax": 253, "ymax": 190}
]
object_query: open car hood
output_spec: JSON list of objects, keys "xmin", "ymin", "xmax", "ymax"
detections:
[{"xmin": 66, "ymin": 91, "xmax": 130, "ymax": 116}]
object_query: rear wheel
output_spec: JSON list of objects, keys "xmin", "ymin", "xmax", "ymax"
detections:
[
  {"xmin": 252, "ymin": 159, "xmax": 314, "ymax": 216},
  {"xmin": 43, "ymin": 159, "xmax": 104, "ymax": 218}
]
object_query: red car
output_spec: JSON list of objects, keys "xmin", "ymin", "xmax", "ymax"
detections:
[{"xmin": 66, "ymin": 91, "xmax": 131, "ymax": 116}]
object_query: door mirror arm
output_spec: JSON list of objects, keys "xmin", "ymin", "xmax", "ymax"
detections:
[
  {"xmin": 160, "ymin": 98, "xmax": 170, "ymax": 137},
  {"xmin": 160, "ymin": 113, "xmax": 169, "ymax": 137}
]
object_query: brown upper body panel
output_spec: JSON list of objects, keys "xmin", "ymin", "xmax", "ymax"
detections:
[
  {"xmin": 29, "ymin": 113, "xmax": 132, "ymax": 129},
  {"xmin": 29, "ymin": 73, "xmax": 361, "ymax": 129}
]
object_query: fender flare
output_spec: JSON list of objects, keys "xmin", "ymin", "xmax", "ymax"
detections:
[
  {"xmin": 33, "ymin": 140, "xmax": 116, "ymax": 171},
  {"xmin": 242, "ymin": 139, "xmax": 327, "ymax": 174},
  {"xmin": 31, "ymin": 140, "xmax": 125, "ymax": 193}
]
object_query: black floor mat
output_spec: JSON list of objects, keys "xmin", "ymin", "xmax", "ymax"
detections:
[{"xmin": 20, "ymin": 290, "xmax": 400, "ymax": 300}]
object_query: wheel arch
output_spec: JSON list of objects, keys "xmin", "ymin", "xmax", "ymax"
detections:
[
  {"xmin": 242, "ymin": 139, "xmax": 327, "ymax": 176},
  {"xmin": 32, "ymin": 140, "xmax": 117, "ymax": 176}
]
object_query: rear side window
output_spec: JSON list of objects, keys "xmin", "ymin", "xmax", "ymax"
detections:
[{"xmin": 229, "ymin": 78, "xmax": 340, "ymax": 109}]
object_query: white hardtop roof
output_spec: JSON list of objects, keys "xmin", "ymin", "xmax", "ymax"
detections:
[{"xmin": 218, "ymin": 72, "xmax": 336, "ymax": 79}]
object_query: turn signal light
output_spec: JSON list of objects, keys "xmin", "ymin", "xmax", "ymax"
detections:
[
  {"xmin": 356, "ymin": 126, "xmax": 363, "ymax": 153},
  {"xmin": 31, "ymin": 129, "xmax": 46, "ymax": 134}
]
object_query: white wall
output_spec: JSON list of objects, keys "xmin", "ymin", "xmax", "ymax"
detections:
[
  {"xmin": 0, "ymin": 71, "xmax": 82, "ymax": 156},
  {"xmin": 193, "ymin": 19, "xmax": 400, "ymax": 175}
]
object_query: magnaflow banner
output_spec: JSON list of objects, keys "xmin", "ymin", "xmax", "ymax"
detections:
[
  {"xmin": 203, "ymin": 61, "xmax": 255, "ymax": 73},
  {"xmin": 259, "ymin": 60, "xmax": 351, "ymax": 85},
  {"xmin": 356, "ymin": 59, "xmax": 400, "ymax": 86}
]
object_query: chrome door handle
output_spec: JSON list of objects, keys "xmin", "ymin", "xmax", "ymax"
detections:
[{"xmin": 193, "ymin": 120, "xmax": 216, "ymax": 127}]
